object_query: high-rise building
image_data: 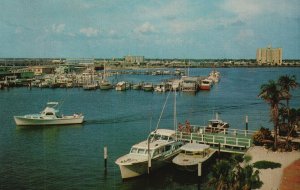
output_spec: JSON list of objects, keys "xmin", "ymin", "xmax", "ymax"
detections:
[
  {"xmin": 124, "ymin": 55, "xmax": 144, "ymax": 63},
  {"xmin": 256, "ymin": 46, "xmax": 282, "ymax": 65}
]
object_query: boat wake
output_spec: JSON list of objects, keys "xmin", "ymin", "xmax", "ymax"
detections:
[{"xmin": 84, "ymin": 115, "xmax": 148, "ymax": 125}]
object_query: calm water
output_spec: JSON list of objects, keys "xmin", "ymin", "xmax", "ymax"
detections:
[{"xmin": 0, "ymin": 68, "xmax": 299, "ymax": 190}]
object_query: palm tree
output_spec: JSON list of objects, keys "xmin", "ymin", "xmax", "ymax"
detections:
[
  {"xmin": 278, "ymin": 75, "xmax": 298, "ymax": 110},
  {"xmin": 278, "ymin": 75, "xmax": 298, "ymax": 148},
  {"xmin": 208, "ymin": 156, "xmax": 262, "ymax": 190},
  {"xmin": 208, "ymin": 160, "xmax": 233, "ymax": 190},
  {"xmin": 258, "ymin": 80, "xmax": 283, "ymax": 150}
]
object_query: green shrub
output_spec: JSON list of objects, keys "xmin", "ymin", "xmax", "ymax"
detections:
[
  {"xmin": 252, "ymin": 127, "xmax": 274, "ymax": 146},
  {"xmin": 253, "ymin": 161, "xmax": 281, "ymax": 169}
]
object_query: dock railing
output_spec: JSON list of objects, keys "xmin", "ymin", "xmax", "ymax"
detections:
[
  {"xmin": 189, "ymin": 125, "xmax": 256, "ymax": 137},
  {"xmin": 176, "ymin": 126, "xmax": 254, "ymax": 152}
]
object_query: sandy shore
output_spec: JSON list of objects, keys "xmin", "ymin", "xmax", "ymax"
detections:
[{"xmin": 246, "ymin": 146, "xmax": 300, "ymax": 190}]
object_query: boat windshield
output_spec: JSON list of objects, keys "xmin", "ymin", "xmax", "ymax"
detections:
[
  {"xmin": 46, "ymin": 102, "xmax": 59, "ymax": 107},
  {"xmin": 149, "ymin": 134, "xmax": 172, "ymax": 141},
  {"xmin": 209, "ymin": 121, "xmax": 221, "ymax": 128},
  {"xmin": 130, "ymin": 148, "xmax": 147, "ymax": 155},
  {"xmin": 148, "ymin": 134, "xmax": 160, "ymax": 141},
  {"xmin": 161, "ymin": 135, "xmax": 169, "ymax": 141},
  {"xmin": 130, "ymin": 148, "xmax": 138, "ymax": 153}
]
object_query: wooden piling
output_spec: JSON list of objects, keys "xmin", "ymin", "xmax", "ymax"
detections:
[
  {"xmin": 147, "ymin": 138, "xmax": 151, "ymax": 175},
  {"xmin": 197, "ymin": 162, "xmax": 202, "ymax": 190},
  {"xmin": 245, "ymin": 115, "xmax": 248, "ymax": 131},
  {"xmin": 104, "ymin": 146, "xmax": 108, "ymax": 171},
  {"xmin": 218, "ymin": 142, "xmax": 221, "ymax": 161},
  {"xmin": 198, "ymin": 162, "xmax": 202, "ymax": 177}
]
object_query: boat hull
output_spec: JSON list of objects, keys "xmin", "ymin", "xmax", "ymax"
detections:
[
  {"xmin": 14, "ymin": 116, "xmax": 84, "ymax": 126},
  {"xmin": 99, "ymin": 84, "xmax": 112, "ymax": 90},
  {"xmin": 116, "ymin": 142, "xmax": 181, "ymax": 179},
  {"xmin": 199, "ymin": 85, "xmax": 210, "ymax": 90},
  {"xmin": 116, "ymin": 157, "xmax": 169, "ymax": 179},
  {"xmin": 132, "ymin": 85, "xmax": 141, "ymax": 90},
  {"xmin": 143, "ymin": 86, "xmax": 153, "ymax": 92}
]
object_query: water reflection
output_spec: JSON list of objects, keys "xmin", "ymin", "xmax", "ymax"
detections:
[{"xmin": 16, "ymin": 123, "xmax": 84, "ymax": 131}]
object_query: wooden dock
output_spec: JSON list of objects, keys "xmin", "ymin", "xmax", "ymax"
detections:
[{"xmin": 176, "ymin": 125, "xmax": 256, "ymax": 154}]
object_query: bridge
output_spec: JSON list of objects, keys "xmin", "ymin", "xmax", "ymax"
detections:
[{"xmin": 176, "ymin": 125, "xmax": 256, "ymax": 154}]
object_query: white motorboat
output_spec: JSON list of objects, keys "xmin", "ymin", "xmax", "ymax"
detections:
[
  {"xmin": 208, "ymin": 70, "xmax": 220, "ymax": 83},
  {"xmin": 205, "ymin": 113, "xmax": 229, "ymax": 133},
  {"xmin": 143, "ymin": 83, "xmax": 153, "ymax": 91},
  {"xmin": 115, "ymin": 81, "xmax": 126, "ymax": 91},
  {"xmin": 181, "ymin": 77, "xmax": 198, "ymax": 92},
  {"xmin": 115, "ymin": 129, "xmax": 183, "ymax": 179},
  {"xmin": 14, "ymin": 102, "xmax": 84, "ymax": 126},
  {"xmin": 83, "ymin": 83, "xmax": 98, "ymax": 90},
  {"xmin": 172, "ymin": 143, "xmax": 216, "ymax": 173},
  {"xmin": 99, "ymin": 80, "xmax": 113, "ymax": 90}
]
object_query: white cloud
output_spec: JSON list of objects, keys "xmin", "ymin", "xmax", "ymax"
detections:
[
  {"xmin": 80, "ymin": 27, "xmax": 99, "ymax": 37},
  {"xmin": 138, "ymin": 0, "xmax": 189, "ymax": 20},
  {"xmin": 235, "ymin": 29, "xmax": 254, "ymax": 43},
  {"xmin": 221, "ymin": 0, "xmax": 299, "ymax": 20},
  {"xmin": 52, "ymin": 24, "xmax": 65, "ymax": 33},
  {"xmin": 134, "ymin": 22, "xmax": 156, "ymax": 34}
]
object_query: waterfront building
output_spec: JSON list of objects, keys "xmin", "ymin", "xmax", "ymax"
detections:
[
  {"xmin": 66, "ymin": 58, "xmax": 94, "ymax": 65},
  {"xmin": 256, "ymin": 46, "xmax": 282, "ymax": 65},
  {"xmin": 29, "ymin": 66, "xmax": 54, "ymax": 76},
  {"xmin": 124, "ymin": 55, "xmax": 144, "ymax": 64}
]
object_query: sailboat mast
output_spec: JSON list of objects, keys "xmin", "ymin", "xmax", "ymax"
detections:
[{"xmin": 173, "ymin": 89, "xmax": 177, "ymax": 132}]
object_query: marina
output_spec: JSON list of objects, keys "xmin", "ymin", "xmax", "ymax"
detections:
[
  {"xmin": 1, "ymin": 67, "xmax": 300, "ymax": 189},
  {"xmin": 1, "ymin": 0, "xmax": 300, "ymax": 189},
  {"xmin": 0, "ymin": 67, "xmax": 219, "ymax": 94}
]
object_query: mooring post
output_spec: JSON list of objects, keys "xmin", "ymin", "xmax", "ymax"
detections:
[
  {"xmin": 245, "ymin": 115, "xmax": 248, "ymax": 131},
  {"xmin": 104, "ymin": 146, "xmax": 108, "ymax": 171},
  {"xmin": 218, "ymin": 142, "xmax": 221, "ymax": 161},
  {"xmin": 197, "ymin": 162, "xmax": 202, "ymax": 190},
  {"xmin": 147, "ymin": 138, "xmax": 151, "ymax": 175},
  {"xmin": 198, "ymin": 162, "xmax": 202, "ymax": 177}
]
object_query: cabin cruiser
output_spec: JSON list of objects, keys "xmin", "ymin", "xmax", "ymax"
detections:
[
  {"xmin": 115, "ymin": 129, "xmax": 183, "ymax": 179},
  {"xmin": 205, "ymin": 115, "xmax": 229, "ymax": 133},
  {"xmin": 172, "ymin": 143, "xmax": 216, "ymax": 172},
  {"xmin": 115, "ymin": 81, "xmax": 126, "ymax": 91},
  {"xmin": 199, "ymin": 78, "xmax": 212, "ymax": 90},
  {"xmin": 143, "ymin": 83, "xmax": 154, "ymax": 91},
  {"xmin": 99, "ymin": 80, "xmax": 113, "ymax": 90},
  {"xmin": 181, "ymin": 77, "xmax": 199, "ymax": 92},
  {"xmin": 83, "ymin": 83, "xmax": 98, "ymax": 90},
  {"xmin": 208, "ymin": 70, "xmax": 220, "ymax": 83},
  {"xmin": 14, "ymin": 102, "xmax": 84, "ymax": 126}
]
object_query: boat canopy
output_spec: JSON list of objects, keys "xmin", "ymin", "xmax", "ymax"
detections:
[
  {"xmin": 150, "ymin": 129, "xmax": 175, "ymax": 137},
  {"xmin": 208, "ymin": 119, "xmax": 223, "ymax": 123},
  {"xmin": 180, "ymin": 143, "xmax": 210, "ymax": 152}
]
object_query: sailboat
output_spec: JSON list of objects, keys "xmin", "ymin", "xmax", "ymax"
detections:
[
  {"xmin": 99, "ymin": 63, "xmax": 113, "ymax": 90},
  {"xmin": 82, "ymin": 67, "xmax": 98, "ymax": 90},
  {"xmin": 115, "ymin": 91, "xmax": 183, "ymax": 179}
]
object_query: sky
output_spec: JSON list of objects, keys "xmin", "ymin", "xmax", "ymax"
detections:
[{"xmin": 0, "ymin": 0, "xmax": 299, "ymax": 59}]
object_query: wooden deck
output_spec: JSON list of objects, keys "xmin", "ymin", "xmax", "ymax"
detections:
[{"xmin": 176, "ymin": 125, "xmax": 255, "ymax": 154}]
